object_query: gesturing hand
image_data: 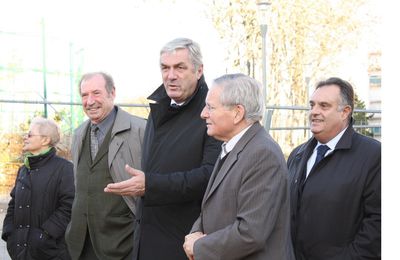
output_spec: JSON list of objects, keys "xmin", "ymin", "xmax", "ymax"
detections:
[{"xmin": 104, "ymin": 164, "xmax": 145, "ymax": 196}]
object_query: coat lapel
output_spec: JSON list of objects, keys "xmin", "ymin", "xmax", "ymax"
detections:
[
  {"xmin": 108, "ymin": 109, "xmax": 131, "ymax": 168},
  {"xmin": 305, "ymin": 126, "xmax": 354, "ymax": 180},
  {"xmin": 294, "ymin": 140, "xmax": 315, "ymax": 184}
]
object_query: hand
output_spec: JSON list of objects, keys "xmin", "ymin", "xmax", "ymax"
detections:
[
  {"xmin": 183, "ymin": 232, "xmax": 206, "ymax": 260},
  {"xmin": 104, "ymin": 164, "xmax": 145, "ymax": 196}
]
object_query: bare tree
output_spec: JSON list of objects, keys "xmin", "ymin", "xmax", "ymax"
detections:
[{"xmin": 207, "ymin": 0, "xmax": 369, "ymax": 155}]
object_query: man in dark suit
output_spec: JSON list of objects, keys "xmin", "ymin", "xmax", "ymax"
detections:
[
  {"xmin": 104, "ymin": 38, "xmax": 221, "ymax": 260},
  {"xmin": 183, "ymin": 73, "xmax": 294, "ymax": 260},
  {"xmin": 287, "ymin": 77, "xmax": 381, "ymax": 260},
  {"xmin": 65, "ymin": 72, "xmax": 146, "ymax": 260}
]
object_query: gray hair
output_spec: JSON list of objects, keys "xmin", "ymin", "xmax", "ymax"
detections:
[
  {"xmin": 160, "ymin": 38, "xmax": 203, "ymax": 71},
  {"xmin": 31, "ymin": 117, "xmax": 60, "ymax": 147},
  {"xmin": 213, "ymin": 73, "xmax": 265, "ymax": 123},
  {"xmin": 79, "ymin": 72, "xmax": 115, "ymax": 95}
]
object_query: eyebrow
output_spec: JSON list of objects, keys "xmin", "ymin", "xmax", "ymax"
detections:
[{"xmin": 160, "ymin": 62, "xmax": 187, "ymax": 68}]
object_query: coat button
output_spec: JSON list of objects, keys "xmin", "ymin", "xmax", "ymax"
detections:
[
  {"xmin": 26, "ymin": 225, "xmax": 30, "ymax": 228},
  {"xmin": 26, "ymin": 205, "xmax": 30, "ymax": 208},
  {"xmin": 23, "ymin": 243, "xmax": 27, "ymax": 247},
  {"xmin": 18, "ymin": 206, "xmax": 22, "ymax": 209},
  {"xmin": 21, "ymin": 186, "xmax": 25, "ymax": 189},
  {"xmin": 19, "ymin": 225, "xmax": 22, "ymax": 228},
  {"xmin": 16, "ymin": 244, "xmax": 20, "ymax": 247}
]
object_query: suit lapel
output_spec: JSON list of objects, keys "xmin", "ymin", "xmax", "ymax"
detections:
[
  {"xmin": 203, "ymin": 123, "xmax": 262, "ymax": 204},
  {"xmin": 91, "ymin": 143, "xmax": 108, "ymax": 166},
  {"xmin": 89, "ymin": 108, "xmax": 130, "ymax": 167},
  {"xmin": 203, "ymin": 154, "xmax": 222, "ymax": 198},
  {"xmin": 203, "ymin": 153, "xmax": 237, "ymax": 203}
]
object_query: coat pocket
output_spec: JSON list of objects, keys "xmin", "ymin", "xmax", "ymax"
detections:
[
  {"xmin": 6, "ymin": 232, "xmax": 18, "ymax": 259},
  {"xmin": 28, "ymin": 227, "xmax": 59, "ymax": 260}
]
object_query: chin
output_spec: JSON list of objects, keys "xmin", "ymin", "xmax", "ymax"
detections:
[
  {"xmin": 310, "ymin": 126, "xmax": 321, "ymax": 134},
  {"xmin": 207, "ymin": 130, "xmax": 218, "ymax": 138},
  {"xmin": 310, "ymin": 131, "xmax": 321, "ymax": 138}
]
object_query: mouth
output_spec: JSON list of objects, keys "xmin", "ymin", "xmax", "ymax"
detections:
[
  {"xmin": 167, "ymin": 83, "xmax": 180, "ymax": 89},
  {"xmin": 86, "ymin": 106, "xmax": 99, "ymax": 112},
  {"xmin": 311, "ymin": 118, "xmax": 323, "ymax": 123}
]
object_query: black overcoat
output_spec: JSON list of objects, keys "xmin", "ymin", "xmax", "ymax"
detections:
[
  {"xmin": 287, "ymin": 125, "xmax": 381, "ymax": 260},
  {"xmin": 134, "ymin": 76, "xmax": 221, "ymax": 260},
  {"xmin": 2, "ymin": 148, "xmax": 75, "ymax": 260}
]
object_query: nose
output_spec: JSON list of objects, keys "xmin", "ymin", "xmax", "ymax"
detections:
[
  {"xmin": 167, "ymin": 68, "xmax": 177, "ymax": 80},
  {"xmin": 200, "ymin": 106, "xmax": 209, "ymax": 119},
  {"xmin": 310, "ymin": 105, "xmax": 321, "ymax": 117},
  {"xmin": 86, "ymin": 94, "xmax": 95, "ymax": 105}
]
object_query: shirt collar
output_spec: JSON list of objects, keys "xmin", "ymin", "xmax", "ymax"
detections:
[
  {"xmin": 170, "ymin": 100, "xmax": 185, "ymax": 106},
  {"xmin": 221, "ymin": 124, "xmax": 253, "ymax": 158},
  {"xmin": 91, "ymin": 106, "xmax": 117, "ymax": 135},
  {"xmin": 316, "ymin": 125, "xmax": 348, "ymax": 151}
]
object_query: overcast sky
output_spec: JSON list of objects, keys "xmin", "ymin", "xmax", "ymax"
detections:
[{"xmin": 1, "ymin": 0, "xmax": 226, "ymax": 101}]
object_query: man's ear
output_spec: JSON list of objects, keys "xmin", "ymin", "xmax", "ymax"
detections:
[
  {"xmin": 196, "ymin": 65, "xmax": 204, "ymax": 80},
  {"xmin": 110, "ymin": 87, "xmax": 116, "ymax": 99},
  {"xmin": 342, "ymin": 105, "xmax": 352, "ymax": 121},
  {"xmin": 233, "ymin": 105, "xmax": 245, "ymax": 124}
]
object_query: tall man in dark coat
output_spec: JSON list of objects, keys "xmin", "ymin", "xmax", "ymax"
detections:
[
  {"xmin": 105, "ymin": 38, "xmax": 221, "ymax": 260},
  {"xmin": 287, "ymin": 77, "xmax": 381, "ymax": 260},
  {"xmin": 65, "ymin": 72, "xmax": 146, "ymax": 260}
]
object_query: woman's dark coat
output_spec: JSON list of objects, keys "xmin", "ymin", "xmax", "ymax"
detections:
[{"xmin": 2, "ymin": 148, "xmax": 75, "ymax": 260}]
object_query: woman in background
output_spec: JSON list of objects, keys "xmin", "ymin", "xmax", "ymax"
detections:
[{"xmin": 2, "ymin": 117, "xmax": 74, "ymax": 260}]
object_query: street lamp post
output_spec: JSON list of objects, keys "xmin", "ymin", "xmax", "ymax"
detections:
[{"xmin": 257, "ymin": 1, "xmax": 272, "ymax": 129}]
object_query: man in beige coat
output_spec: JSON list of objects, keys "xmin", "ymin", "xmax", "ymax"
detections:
[
  {"xmin": 183, "ymin": 74, "xmax": 294, "ymax": 260},
  {"xmin": 65, "ymin": 72, "xmax": 146, "ymax": 260}
]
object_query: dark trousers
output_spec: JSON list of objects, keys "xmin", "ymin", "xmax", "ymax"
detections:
[
  {"xmin": 79, "ymin": 232, "xmax": 99, "ymax": 260},
  {"xmin": 79, "ymin": 230, "xmax": 133, "ymax": 260}
]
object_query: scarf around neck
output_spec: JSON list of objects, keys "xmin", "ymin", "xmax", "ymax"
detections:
[{"xmin": 24, "ymin": 147, "xmax": 53, "ymax": 169}]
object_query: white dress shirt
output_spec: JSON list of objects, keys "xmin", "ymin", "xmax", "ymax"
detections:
[
  {"xmin": 306, "ymin": 126, "xmax": 348, "ymax": 178},
  {"xmin": 220, "ymin": 124, "xmax": 253, "ymax": 159}
]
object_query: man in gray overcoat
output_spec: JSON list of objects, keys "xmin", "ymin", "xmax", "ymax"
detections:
[{"xmin": 65, "ymin": 72, "xmax": 146, "ymax": 260}]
